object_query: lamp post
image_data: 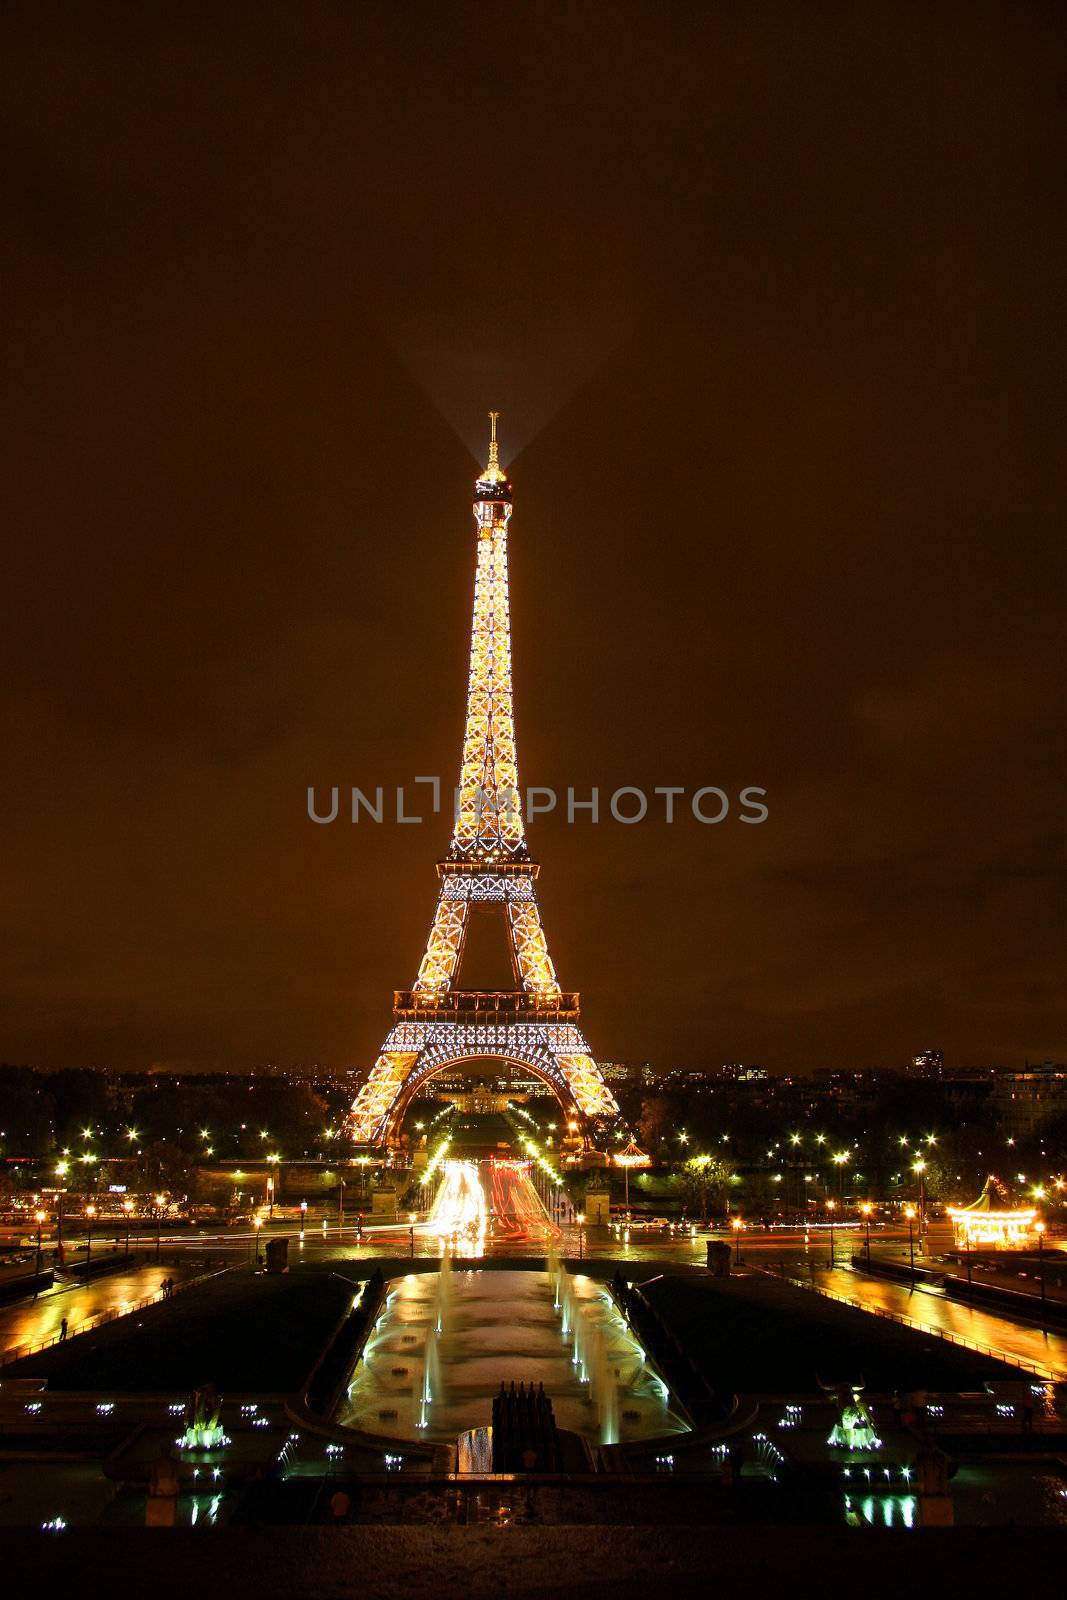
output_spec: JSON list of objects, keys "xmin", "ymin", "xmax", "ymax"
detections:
[
  {"xmin": 408, "ymin": 1212, "xmax": 416, "ymax": 1258},
  {"xmin": 251, "ymin": 1214, "xmax": 263, "ymax": 1267},
  {"xmin": 964, "ymin": 1223, "xmax": 972, "ymax": 1287},
  {"xmin": 577, "ymin": 1211, "xmax": 585, "ymax": 1261},
  {"xmin": 905, "ymin": 1205, "xmax": 916, "ymax": 1283},
  {"xmin": 732, "ymin": 1215, "xmax": 743, "ymax": 1265},
  {"xmin": 85, "ymin": 1204, "xmax": 96, "ymax": 1270},
  {"xmin": 299, "ymin": 1200, "xmax": 307, "ymax": 1240},
  {"xmin": 826, "ymin": 1200, "xmax": 836, "ymax": 1268},
  {"xmin": 122, "ymin": 1199, "xmax": 133, "ymax": 1258},
  {"xmin": 912, "ymin": 1159, "xmax": 927, "ymax": 1239},
  {"xmin": 155, "ymin": 1194, "xmax": 166, "ymax": 1257},
  {"xmin": 34, "ymin": 1209, "xmax": 46, "ymax": 1294},
  {"xmin": 338, "ymin": 1179, "xmax": 346, "ymax": 1241},
  {"xmin": 860, "ymin": 1202, "xmax": 873, "ymax": 1267},
  {"xmin": 1035, "ymin": 1221, "xmax": 1047, "ymax": 1326}
]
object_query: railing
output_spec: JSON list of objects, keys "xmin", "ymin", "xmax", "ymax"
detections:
[
  {"xmin": 754, "ymin": 1262, "xmax": 1062, "ymax": 1383},
  {"xmin": 436, "ymin": 860, "xmax": 539, "ymax": 878},
  {"xmin": 393, "ymin": 989, "xmax": 580, "ymax": 1019},
  {"xmin": 0, "ymin": 1266, "xmax": 231, "ymax": 1368}
]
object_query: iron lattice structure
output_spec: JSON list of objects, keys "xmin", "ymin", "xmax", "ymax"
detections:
[{"xmin": 344, "ymin": 415, "xmax": 620, "ymax": 1147}]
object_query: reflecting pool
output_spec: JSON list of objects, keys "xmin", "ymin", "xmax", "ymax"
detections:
[{"xmin": 335, "ymin": 1266, "xmax": 691, "ymax": 1449}]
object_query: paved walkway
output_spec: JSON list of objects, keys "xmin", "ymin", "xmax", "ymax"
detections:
[
  {"xmin": 764, "ymin": 1260, "xmax": 1067, "ymax": 1380},
  {"xmin": 0, "ymin": 1261, "xmax": 203, "ymax": 1363}
]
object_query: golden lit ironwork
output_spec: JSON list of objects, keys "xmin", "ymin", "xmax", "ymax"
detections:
[{"xmin": 345, "ymin": 415, "xmax": 619, "ymax": 1145}]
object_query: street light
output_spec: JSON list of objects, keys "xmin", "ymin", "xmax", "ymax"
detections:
[
  {"xmin": 912, "ymin": 1158, "xmax": 927, "ymax": 1235},
  {"xmin": 34, "ymin": 1209, "xmax": 46, "ymax": 1293},
  {"xmin": 860, "ymin": 1202, "xmax": 873, "ymax": 1267},
  {"xmin": 577, "ymin": 1211, "xmax": 585, "ymax": 1261},
  {"xmin": 299, "ymin": 1200, "xmax": 307, "ymax": 1239},
  {"xmin": 1035, "ymin": 1221, "xmax": 1047, "ymax": 1326},
  {"xmin": 408, "ymin": 1212, "xmax": 416, "ymax": 1258},
  {"xmin": 155, "ymin": 1193, "xmax": 167, "ymax": 1257},
  {"xmin": 826, "ymin": 1199, "xmax": 836, "ymax": 1267},
  {"xmin": 731, "ymin": 1214, "xmax": 743, "ymax": 1265},
  {"xmin": 85, "ymin": 1204, "xmax": 96, "ymax": 1270},
  {"xmin": 251, "ymin": 1214, "xmax": 263, "ymax": 1267},
  {"xmin": 122, "ymin": 1199, "xmax": 133, "ymax": 1258},
  {"xmin": 904, "ymin": 1205, "xmax": 916, "ymax": 1282}
]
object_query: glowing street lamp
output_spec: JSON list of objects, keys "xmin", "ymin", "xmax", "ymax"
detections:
[
  {"xmin": 85, "ymin": 1204, "xmax": 96, "ymax": 1270},
  {"xmin": 155, "ymin": 1193, "xmax": 167, "ymax": 1257},
  {"xmin": 912, "ymin": 1158, "xmax": 927, "ymax": 1230},
  {"xmin": 299, "ymin": 1200, "xmax": 308, "ymax": 1239},
  {"xmin": 251, "ymin": 1214, "xmax": 263, "ymax": 1267},
  {"xmin": 408, "ymin": 1212, "xmax": 417, "ymax": 1258},
  {"xmin": 731, "ymin": 1215, "xmax": 743, "ymax": 1265},
  {"xmin": 860, "ymin": 1202, "xmax": 873, "ymax": 1266},
  {"xmin": 826, "ymin": 1199, "xmax": 836, "ymax": 1268},
  {"xmin": 122, "ymin": 1198, "xmax": 133, "ymax": 1258},
  {"xmin": 904, "ymin": 1205, "xmax": 917, "ymax": 1281},
  {"xmin": 1035, "ymin": 1220, "xmax": 1047, "ymax": 1325},
  {"xmin": 34, "ymin": 1209, "xmax": 46, "ymax": 1292},
  {"xmin": 577, "ymin": 1211, "xmax": 585, "ymax": 1262}
]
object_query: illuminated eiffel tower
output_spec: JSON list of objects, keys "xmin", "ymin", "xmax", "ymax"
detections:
[{"xmin": 344, "ymin": 415, "xmax": 620, "ymax": 1150}]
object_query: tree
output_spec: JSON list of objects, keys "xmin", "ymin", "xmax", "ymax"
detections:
[
  {"xmin": 638, "ymin": 1096, "xmax": 674, "ymax": 1160},
  {"xmin": 680, "ymin": 1154, "xmax": 732, "ymax": 1221}
]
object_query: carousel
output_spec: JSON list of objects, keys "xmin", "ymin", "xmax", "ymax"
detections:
[{"xmin": 946, "ymin": 1175, "xmax": 1037, "ymax": 1250}]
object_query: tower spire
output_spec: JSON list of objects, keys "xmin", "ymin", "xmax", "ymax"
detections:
[{"xmin": 476, "ymin": 409, "xmax": 509, "ymax": 495}]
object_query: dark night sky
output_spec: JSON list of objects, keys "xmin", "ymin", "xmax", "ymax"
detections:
[{"xmin": 4, "ymin": 3, "xmax": 1066, "ymax": 1076}]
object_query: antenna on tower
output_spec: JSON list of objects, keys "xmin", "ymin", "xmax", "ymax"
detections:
[{"xmin": 487, "ymin": 411, "xmax": 500, "ymax": 473}]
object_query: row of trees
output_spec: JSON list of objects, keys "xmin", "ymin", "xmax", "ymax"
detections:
[{"xmin": 0, "ymin": 1065, "xmax": 346, "ymax": 1160}]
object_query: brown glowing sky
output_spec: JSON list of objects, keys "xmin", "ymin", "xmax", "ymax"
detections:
[{"xmin": 4, "ymin": 4, "xmax": 1066, "ymax": 1075}]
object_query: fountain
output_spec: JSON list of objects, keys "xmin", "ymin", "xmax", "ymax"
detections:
[
  {"xmin": 176, "ymin": 1385, "xmax": 230, "ymax": 1452},
  {"xmin": 586, "ymin": 1322, "xmax": 621, "ymax": 1446},
  {"xmin": 435, "ymin": 1248, "xmax": 453, "ymax": 1333},
  {"xmin": 337, "ymin": 1268, "xmax": 690, "ymax": 1451},
  {"xmin": 418, "ymin": 1323, "xmax": 441, "ymax": 1429}
]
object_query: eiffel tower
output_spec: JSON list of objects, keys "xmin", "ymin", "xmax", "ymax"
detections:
[{"xmin": 344, "ymin": 414, "xmax": 620, "ymax": 1150}]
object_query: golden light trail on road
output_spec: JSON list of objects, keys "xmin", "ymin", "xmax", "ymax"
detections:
[{"xmin": 428, "ymin": 1160, "xmax": 487, "ymax": 1257}]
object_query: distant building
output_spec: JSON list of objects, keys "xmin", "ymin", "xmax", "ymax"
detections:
[
  {"xmin": 990, "ymin": 1062, "xmax": 1067, "ymax": 1137},
  {"xmin": 912, "ymin": 1049, "xmax": 944, "ymax": 1078},
  {"xmin": 598, "ymin": 1061, "xmax": 645, "ymax": 1087},
  {"xmin": 718, "ymin": 1062, "xmax": 769, "ymax": 1083}
]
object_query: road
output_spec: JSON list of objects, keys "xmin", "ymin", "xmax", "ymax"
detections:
[{"xmin": 6, "ymin": 1167, "xmax": 1062, "ymax": 1383}]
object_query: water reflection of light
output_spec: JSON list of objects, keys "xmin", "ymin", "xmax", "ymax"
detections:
[{"xmin": 428, "ymin": 1160, "xmax": 488, "ymax": 1257}]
